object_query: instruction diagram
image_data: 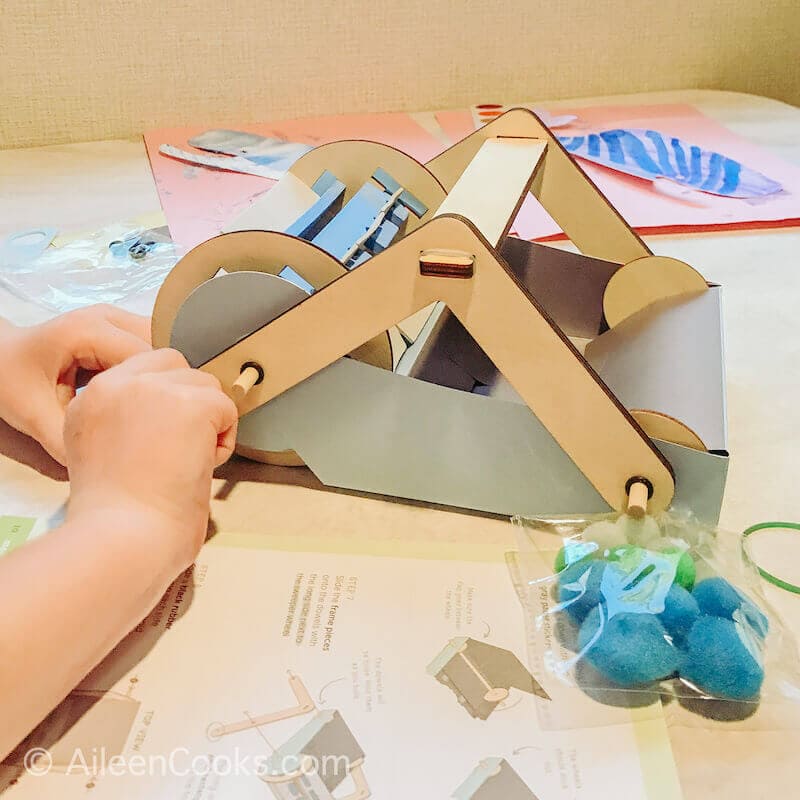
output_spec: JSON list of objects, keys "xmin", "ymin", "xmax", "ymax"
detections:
[
  {"xmin": 452, "ymin": 757, "xmax": 541, "ymax": 800},
  {"xmin": 207, "ymin": 671, "xmax": 316, "ymax": 740},
  {"xmin": 427, "ymin": 637, "xmax": 549, "ymax": 720},
  {"xmin": 207, "ymin": 671, "xmax": 370, "ymax": 800}
]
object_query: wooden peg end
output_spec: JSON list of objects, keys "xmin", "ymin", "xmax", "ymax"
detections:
[
  {"xmin": 232, "ymin": 364, "xmax": 262, "ymax": 402},
  {"xmin": 626, "ymin": 480, "xmax": 649, "ymax": 519}
]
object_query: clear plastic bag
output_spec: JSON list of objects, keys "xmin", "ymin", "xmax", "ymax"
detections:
[
  {"xmin": 0, "ymin": 222, "xmax": 177, "ymax": 314},
  {"xmin": 508, "ymin": 509, "xmax": 800, "ymax": 729}
]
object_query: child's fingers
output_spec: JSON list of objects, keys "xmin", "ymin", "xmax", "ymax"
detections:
[
  {"xmin": 24, "ymin": 393, "xmax": 68, "ymax": 465},
  {"xmin": 99, "ymin": 348, "xmax": 189, "ymax": 377},
  {"xmin": 153, "ymin": 369, "xmax": 225, "ymax": 391},
  {"xmin": 73, "ymin": 304, "xmax": 152, "ymax": 345},
  {"xmin": 72, "ymin": 320, "xmax": 153, "ymax": 373},
  {"xmin": 102, "ymin": 307, "xmax": 152, "ymax": 345},
  {"xmin": 196, "ymin": 386, "xmax": 239, "ymax": 438},
  {"xmin": 187, "ymin": 386, "xmax": 239, "ymax": 466},
  {"xmin": 215, "ymin": 421, "xmax": 239, "ymax": 466}
]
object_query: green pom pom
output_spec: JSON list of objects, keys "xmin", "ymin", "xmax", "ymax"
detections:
[
  {"xmin": 554, "ymin": 541, "xmax": 597, "ymax": 573},
  {"xmin": 607, "ymin": 544, "xmax": 641, "ymax": 560},
  {"xmin": 663, "ymin": 547, "xmax": 697, "ymax": 591},
  {"xmin": 605, "ymin": 546, "xmax": 657, "ymax": 590}
]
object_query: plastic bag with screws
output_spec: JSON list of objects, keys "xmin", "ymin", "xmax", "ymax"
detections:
[{"xmin": 0, "ymin": 222, "xmax": 177, "ymax": 314}]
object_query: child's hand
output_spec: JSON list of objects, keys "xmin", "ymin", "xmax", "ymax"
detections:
[
  {"xmin": 0, "ymin": 305, "xmax": 151, "ymax": 464},
  {"xmin": 64, "ymin": 348, "xmax": 239, "ymax": 572}
]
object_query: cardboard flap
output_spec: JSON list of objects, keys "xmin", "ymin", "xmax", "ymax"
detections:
[
  {"xmin": 585, "ymin": 288, "xmax": 727, "ymax": 451},
  {"xmin": 237, "ymin": 359, "xmax": 726, "ymax": 522}
]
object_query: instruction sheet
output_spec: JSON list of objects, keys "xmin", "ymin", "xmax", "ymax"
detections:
[{"xmin": 1, "ymin": 532, "xmax": 682, "ymax": 799}]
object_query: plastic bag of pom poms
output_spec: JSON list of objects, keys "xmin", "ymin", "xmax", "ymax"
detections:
[{"xmin": 507, "ymin": 509, "xmax": 800, "ymax": 729}]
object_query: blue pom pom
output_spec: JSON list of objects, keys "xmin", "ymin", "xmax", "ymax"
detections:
[
  {"xmin": 658, "ymin": 584, "xmax": 700, "ymax": 645},
  {"xmin": 578, "ymin": 608, "xmax": 681, "ymax": 686},
  {"xmin": 557, "ymin": 560, "xmax": 606, "ymax": 623},
  {"xmin": 680, "ymin": 615, "xmax": 764, "ymax": 701},
  {"xmin": 693, "ymin": 577, "xmax": 769, "ymax": 638}
]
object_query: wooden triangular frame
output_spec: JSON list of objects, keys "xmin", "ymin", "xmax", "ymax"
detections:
[
  {"xmin": 154, "ymin": 110, "xmax": 703, "ymax": 512},
  {"xmin": 427, "ymin": 107, "xmax": 652, "ymax": 264},
  {"xmin": 197, "ymin": 213, "xmax": 675, "ymax": 513}
]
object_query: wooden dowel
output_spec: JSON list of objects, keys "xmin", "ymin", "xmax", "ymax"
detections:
[
  {"xmin": 232, "ymin": 365, "xmax": 261, "ymax": 402},
  {"xmin": 626, "ymin": 480, "xmax": 649, "ymax": 519}
]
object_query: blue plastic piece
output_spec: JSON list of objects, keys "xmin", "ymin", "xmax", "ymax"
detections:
[
  {"xmin": 658, "ymin": 584, "xmax": 700, "ymax": 645},
  {"xmin": 347, "ymin": 251, "xmax": 371, "ymax": 268},
  {"xmin": 365, "ymin": 218, "xmax": 400, "ymax": 254},
  {"xmin": 692, "ymin": 578, "xmax": 769, "ymax": 638},
  {"xmin": 387, "ymin": 202, "xmax": 410, "ymax": 231},
  {"xmin": 278, "ymin": 266, "xmax": 315, "ymax": 295},
  {"xmin": 557, "ymin": 560, "xmax": 607, "ymax": 623},
  {"xmin": 372, "ymin": 167, "xmax": 428, "ymax": 217},
  {"xmin": 311, "ymin": 169, "xmax": 339, "ymax": 195},
  {"xmin": 312, "ymin": 181, "xmax": 391, "ymax": 261},
  {"xmin": 578, "ymin": 609, "xmax": 681, "ymax": 686},
  {"xmin": 285, "ymin": 180, "xmax": 345, "ymax": 240},
  {"xmin": 680, "ymin": 615, "xmax": 764, "ymax": 700}
]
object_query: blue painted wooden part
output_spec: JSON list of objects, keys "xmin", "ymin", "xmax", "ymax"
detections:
[
  {"xmin": 346, "ymin": 252, "xmax": 371, "ymax": 269},
  {"xmin": 312, "ymin": 181, "xmax": 391, "ymax": 261},
  {"xmin": 372, "ymin": 167, "xmax": 428, "ymax": 217},
  {"xmin": 387, "ymin": 203, "xmax": 409, "ymax": 232},
  {"xmin": 311, "ymin": 169, "xmax": 339, "ymax": 195},
  {"xmin": 278, "ymin": 265, "xmax": 315, "ymax": 294},
  {"xmin": 365, "ymin": 218, "xmax": 400, "ymax": 254},
  {"xmin": 284, "ymin": 180, "xmax": 345, "ymax": 240}
]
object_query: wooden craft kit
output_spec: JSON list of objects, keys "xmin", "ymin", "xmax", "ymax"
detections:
[{"xmin": 152, "ymin": 109, "xmax": 728, "ymax": 521}]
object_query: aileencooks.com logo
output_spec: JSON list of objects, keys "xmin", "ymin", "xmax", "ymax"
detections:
[{"xmin": 22, "ymin": 746, "xmax": 351, "ymax": 781}]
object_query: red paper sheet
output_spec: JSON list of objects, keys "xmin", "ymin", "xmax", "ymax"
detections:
[
  {"xmin": 144, "ymin": 113, "xmax": 446, "ymax": 252},
  {"xmin": 437, "ymin": 103, "xmax": 800, "ymax": 241}
]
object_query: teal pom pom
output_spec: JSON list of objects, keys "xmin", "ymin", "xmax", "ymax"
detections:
[
  {"xmin": 557, "ymin": 560, "xmax": 606, "ymax": 623},
  {"xmin": 658, "ymin": 584, "xmax": 700, "ymax": 645},
  {"xmin": 680, "ymin": 616, "xmax": 764, "ymax": 700},
  {"xmin": 693, "ymin": 577, "xmax": 769, "ymax": 638},
  {"xmin": 578, "ymin": 608, "xmax": 681, "ymax": 686}
]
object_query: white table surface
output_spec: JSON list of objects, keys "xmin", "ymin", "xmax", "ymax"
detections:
[{"xmin": 1, "ymin": 89, "xmax": 799, "ymax": 798}]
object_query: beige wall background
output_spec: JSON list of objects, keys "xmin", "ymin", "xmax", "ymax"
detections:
[{"xmin": 1, "ymin": 0, "xmax": 798, "ymax": 149}]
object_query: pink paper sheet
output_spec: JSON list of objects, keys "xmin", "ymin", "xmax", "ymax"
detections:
[
  {"xmin": 144, "ymin": 113, "xmax": 446, "ymax": 252},
  {"xmin": 437, "ymin": 104, "xmax": 800, "ymax": 241}
]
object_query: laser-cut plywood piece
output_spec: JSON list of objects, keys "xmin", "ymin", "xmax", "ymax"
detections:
[{"xmin": 154, "ymin": 109, "xmax": 729, "ymax": 516}]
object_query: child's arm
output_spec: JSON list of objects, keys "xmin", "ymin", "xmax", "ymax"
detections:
[
  {"xmin": 0, "ymin": 305, "xmax": 151, "ymax": 464},
  {"xmin": 0, "ymin": 347, "xmax": 238, "ymax": 758}
]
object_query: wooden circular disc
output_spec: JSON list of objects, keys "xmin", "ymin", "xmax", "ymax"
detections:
[
  {"xmin": 288, "ymin": 140, "xmax": 447, "ymax": 232},
  {"xmin": 170, "ymin": 271, "xmax": 313, "ymax": 466},
  {"xmin": 152, "ymin": 230, "xmax": 392, "ymax": 370},
  {"xmin": 631, "ymin": 409, "xmax": 707, "ymax": 451},
  {"xmin": 206, "ymin": 722, "xmax": 224, "ymax": 741},
  {"xmin": 484, "ymin": 687, "xmax": 510, "ymax": 703},
  {"xmin": 603, "ymin": 255, "xmax": 708, "ymax": 329},
  {"xmin": 481, "ymin": 759, "xmax": 504, "ymax": 777},
  {"xmin": 171, "ymin": 271, "xmax": 307, "ymax": 368}
]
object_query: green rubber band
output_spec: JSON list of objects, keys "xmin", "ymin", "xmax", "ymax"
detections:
[{"xmin": 742, "ymin": 521, "xmax": 800, "ymax": 595}]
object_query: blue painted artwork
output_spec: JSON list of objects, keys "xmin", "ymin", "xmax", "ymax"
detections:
[{"xmin": 558, "ymin": 129, "xmax": 782, "ymax": 198}]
